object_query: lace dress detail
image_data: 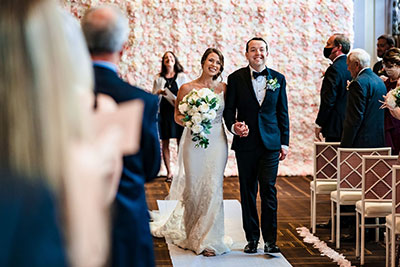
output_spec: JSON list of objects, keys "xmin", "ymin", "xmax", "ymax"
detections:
[{"xmin": 150, "ymin": 92, "xmax": 231, "ymax": 255}]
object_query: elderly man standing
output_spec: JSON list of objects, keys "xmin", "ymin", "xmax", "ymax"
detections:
[
  {"xmin": 315, "ymin": 33, "xmax": 352, "ymax": 142},
  {"xmin": 341, "ymin": 49, "xmax": 386, "ymax": 148},
  {"xmin": 81, "ymin": 6, "xmax": 160, "ymax": 267},
  {"xmin": 373, "ymin": 34, "xmax": 396, "ymax": 77}
]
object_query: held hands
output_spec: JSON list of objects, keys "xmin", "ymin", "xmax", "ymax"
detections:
[{"xmin": 233, "ymin": 121, "xmax": 249, "ymax": 137}]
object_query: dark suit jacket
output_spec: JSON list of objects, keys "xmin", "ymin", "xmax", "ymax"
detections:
[
  {"xmin": 93, "ymin": 65, "xmax": 160, "ymax": 267},
  {"xmin": 0, "ymin": 170, "xmax": 66, "ymax": 267},
  {"xmin": 373, "ymin": 60, "xmax": 387, "ymax": 77},
  {"xmin": 224, "ymin": 66, "xmax": 289, "ymax": 151},
  {"xmin": 315, "ymin": 55, "xmax": 352, "ymax": 139},
  {"xmin": 341, "ymin": 68, "xmax": 386, "ymax": 148}
]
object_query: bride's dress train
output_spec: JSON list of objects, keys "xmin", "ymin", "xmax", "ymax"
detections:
[{"xmin": 150, "ymin": 92, "xmax": 231, "ymax": 255}]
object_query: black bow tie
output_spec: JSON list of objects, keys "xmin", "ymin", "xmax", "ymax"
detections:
[{"xmin": 252, "ymin": 69, "xmax": 268, "ymax": 79}]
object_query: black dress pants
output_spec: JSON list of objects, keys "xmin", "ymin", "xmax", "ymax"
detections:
[{"xmin": 236, "ymin": 146, "xmax": 280, "ymax": 244}]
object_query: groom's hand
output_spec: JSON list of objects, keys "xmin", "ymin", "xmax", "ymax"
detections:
[
  {"xmin": 279, "ymin": 147, "xmax": 288, "ymax": 161},
  {"xmin": 233, "ymin": 121, "xmax": 249, "ymax": 137}
]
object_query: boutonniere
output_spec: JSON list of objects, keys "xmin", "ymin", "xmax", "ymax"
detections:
[{"xmin": 265, "ymin": 77, "xmax": 280, "ymax": 91}]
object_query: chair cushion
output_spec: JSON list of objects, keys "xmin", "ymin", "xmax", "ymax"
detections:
[
  {"xmin": 386, "ymin": 215, "xmax": 400, "ymax": 234},
  {"xmin": 386, "ymin": 213, "xmax": 400, "ymax": 234},
  {"xmin": 330, "ymin": 190, "xmax": 362, "ymax": 204},
  {"xmin": 310, "ymin": 180, "xmax": 337, "ymax": 194},
  {"xmin": 355, "ymin": 200, "xmax": 392, "ymax": 217}
]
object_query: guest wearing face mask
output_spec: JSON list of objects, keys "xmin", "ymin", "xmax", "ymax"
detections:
[
  {"xmin": 314, "ymin": 33, "xmax": 352, "ymax": 230},
  {"xmin": 315, "ymin": 33, "xmax": 352, "ymax": 143},
  {"xmin": 381, "ymin": 48, "xmax": 400, "ymax": 154}
]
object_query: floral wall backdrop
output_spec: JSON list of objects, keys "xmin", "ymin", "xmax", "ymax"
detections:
[{"xmin": 63, "ymin": 0, "xmax": 353, "ymax": 176}]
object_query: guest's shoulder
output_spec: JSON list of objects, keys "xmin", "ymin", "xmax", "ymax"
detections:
[{"xmin": 332, "ymin": 56, "xmax": 348, "ymax": 69}]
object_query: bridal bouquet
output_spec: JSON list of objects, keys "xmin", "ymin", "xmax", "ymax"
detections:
[
  {"xmin": 178, "ymin": 88, "xmax": 220, "ymax": 148},
  {"xmin": 386, "ymin": 87, "xmax": 400, "ymax": 108}
]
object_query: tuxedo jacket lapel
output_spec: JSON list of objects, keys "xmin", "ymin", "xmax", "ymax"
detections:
[
  {"xmin": 260, "ymin": 67, "xmax": 273, "ymax": 108},
  {"xmin": 242, "ymin": 66, "xmax": 259, "ymax": 104}
]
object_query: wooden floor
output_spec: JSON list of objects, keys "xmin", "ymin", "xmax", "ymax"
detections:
[{"xmin": 145, "ymin": 176, "xmax": 386, "ymax": 267}]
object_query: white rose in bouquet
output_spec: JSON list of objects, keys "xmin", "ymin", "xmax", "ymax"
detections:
[
  {"xmin": 179, "ymin": 103, "xmax": 189, "ymax": 113},
  {"xmin": 188, "ymin": 106, "xmax": 198, "ymax": 116},
  {"xmin": 188, "ymin": 94, "xmax": 200, "ymax": 103},
  {"xmin": 191, "ymin": 113, "xmax": 202, "ymax": 124},
  {"xmin": 203, "ymin": 109, "xmax": 217, "ymax": 121},
  {"xmin": 198, "ymin": 103, "xmax": 210, "ymax": 113},
  {"xmin": 191, "ymin": 124, "xmax": 204, "ymax": 134},
  {"xmin": 197, "ymin": 87, "xmax": 214, "ymax": 98}
]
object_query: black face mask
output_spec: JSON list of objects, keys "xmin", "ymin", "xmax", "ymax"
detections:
[{"xmin": 323, "ymin": 47, "xmax": 333, "ymax": 58}]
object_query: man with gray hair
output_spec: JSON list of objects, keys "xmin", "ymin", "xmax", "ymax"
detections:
[
  {"xmin": 81, "ymin": 6, "xmax": 160, "ymax": 267},
  {"xmin": 341, "ymin": 48, "xmax": 386, "ymax": 148}
]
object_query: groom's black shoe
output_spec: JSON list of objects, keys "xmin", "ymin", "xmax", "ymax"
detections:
[
  {"xmin": 264, "ymin": 242, "xmax": 280, "ymax": 253},
  {"xmin": 244, "ymin": 240, "xmax": 258, "ymax": 253}
]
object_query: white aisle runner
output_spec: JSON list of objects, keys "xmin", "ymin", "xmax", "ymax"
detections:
[{"xmin": 157, "ymin": 199, "xmax": 292, "ymax": 267}]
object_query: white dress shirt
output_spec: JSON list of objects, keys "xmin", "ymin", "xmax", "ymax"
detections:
[{"xmin": 249, "ymin": 65, "xmax": 268, "ymax": 105}]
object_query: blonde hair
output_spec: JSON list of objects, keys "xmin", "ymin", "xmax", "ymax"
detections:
[{"xmin": 0, "ymin": 0, "xmax": 93, "ymax": 192}]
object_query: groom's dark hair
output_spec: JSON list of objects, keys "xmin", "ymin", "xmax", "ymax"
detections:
[{"xmin": 246, "ymin": 37, "xmax": 268, "ymax": 52}]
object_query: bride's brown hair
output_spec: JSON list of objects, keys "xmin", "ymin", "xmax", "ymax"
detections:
[{"xmin": 200, "ymin": 48, "xmax": 224, "ymax": 80}]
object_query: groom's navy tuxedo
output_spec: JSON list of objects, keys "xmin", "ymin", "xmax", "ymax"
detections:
[{"xmin": 224, "ymin": 66, "xmax": 289, "ymax": 244}]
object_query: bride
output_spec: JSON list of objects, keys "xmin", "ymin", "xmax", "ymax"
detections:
[{"xmin": 150, "ymin": 48, "xmax": 230, "ymax": 257}]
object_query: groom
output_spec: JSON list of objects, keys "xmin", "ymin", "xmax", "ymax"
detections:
[{"xmin": 224, "ymin": 37, "xmax": 290, "ymax": 253}]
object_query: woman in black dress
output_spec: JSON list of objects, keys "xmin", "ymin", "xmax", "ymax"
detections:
[{"xmin": 153, "ymin": 51, "xmax": 188, "ymax": 181}]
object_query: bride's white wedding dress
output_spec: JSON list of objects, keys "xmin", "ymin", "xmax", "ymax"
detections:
[{"xmin": 150, "ymin": 91, "xmax": 231, "ymax": 255}]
